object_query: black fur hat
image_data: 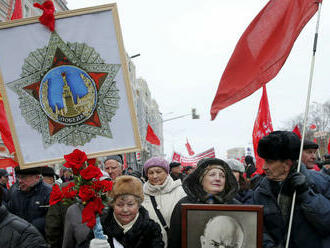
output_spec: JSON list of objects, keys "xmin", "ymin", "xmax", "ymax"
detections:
[
  {"xmin": 257, "ymin": 131, "xmax": 301, "ymax": 161},
  {"xmin": 303, "ymin": 140, "xmax": 319, "ymax": 150}
]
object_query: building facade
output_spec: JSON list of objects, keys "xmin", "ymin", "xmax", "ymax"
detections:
[{"xmin": 0, "ymin": 0, "xmax": 68, "ymax": 21}]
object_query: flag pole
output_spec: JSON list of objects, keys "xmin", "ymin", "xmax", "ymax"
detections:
[{"xmin": 285, "ymin": 2, "xmax": 322, "ymax": 248}]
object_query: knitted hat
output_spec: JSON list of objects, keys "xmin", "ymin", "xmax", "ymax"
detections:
[
  {"xmin": 303, "ymin": 140, "xmax": 319, "ymax": 150},
  {"xmin": 104, "ymin": 155, "xmax": 123, "ymax": 164},
  {"xmin": 258, "ymin": 131, "xmax": 301, "ymax": 161},
  {"xmin": 110, "ymin": 175, "xmax": 144, "ymax": 201},
  {"xmin": 225, "ymin": 159, "xmax": 245, "ymax": 173},
  {"xmin": 144, "ymin": 157, "xmax": 169, "ymax": 174},
  {"xmin": 15, "ymin": 166, "xmax": 42, "ymax": 175}
]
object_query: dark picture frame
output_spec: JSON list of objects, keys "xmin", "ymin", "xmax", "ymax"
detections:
[{"xmin": 182, "ymin": 204, "xmax": 263, "ymax": 248}]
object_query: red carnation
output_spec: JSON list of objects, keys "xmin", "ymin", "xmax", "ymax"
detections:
[
  {"xmin": 79, "ymin": 185, "xmax": 96, "ymax": 202},
  {"xmin": 93, "ymin": 180, "xmax": 113, "ymax": 193},
  {"xmin": 62, "ymin": 182, "xmax": 77, "ymax": 199},
  {"xmin": 80, "ymin": 165, "xmax": 103, "ymax": 180},
  {"xmin": 64, "ymin": 149, "xmax": 88, "ymax": 175},
  {"xmin": 49, "ymin": 184, "xmax": 63, "ymax": 206}
]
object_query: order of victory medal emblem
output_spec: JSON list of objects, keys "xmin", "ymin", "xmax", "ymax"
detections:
[{"xmin": 7, "ymin": 32, "xmax": 121, "ymax": 147}]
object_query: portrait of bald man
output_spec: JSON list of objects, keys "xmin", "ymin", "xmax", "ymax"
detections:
[{"xmin": 200, "ymin": 216, "xmax": 244, "ymax": 248}]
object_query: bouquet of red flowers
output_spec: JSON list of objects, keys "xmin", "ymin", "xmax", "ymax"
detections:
[{"xmin": 49, "ymin": 149, "xmax": 112, "ymax": 230}]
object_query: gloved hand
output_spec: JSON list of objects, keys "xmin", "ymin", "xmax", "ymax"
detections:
[
  {"xmin": 287, "ymin": 172, "xmax": 309, "ymax": 194},
  {"xmin": 89, "ymin": 237, "xmax": 110, "ymax": 248}
]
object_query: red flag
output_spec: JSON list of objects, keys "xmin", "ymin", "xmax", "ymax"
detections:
[
  {"xmin": 292, "ymin": 125, "xmax": 302, "ymax": 139},
  {"xmin": 146, "ymin": 124, "xmax": 160, "ymax": 146},
  {"xmin": 327, "ymin": 137, "xmax": 330, "ymax": 154},
  {"xmin": 11, "ymin": 0, "xmax": 23, "ymax": 20},
  {"xmin": 252, "ymin": 86, "xmax": 273, "ymax": 174},
  {"xmin": 309, "ymin": 124, "xmax": 317, "ymax": 130},
  {"xmin": 185, "ymin": 139, "xmax": 195, "ymax": 156},
  {"xmin": 0, "ymin": 96, "xmax": 15, "ymax": 154},
  {"xmin": 172, "ymin": 152, "xmax": 181, "ymax": 163},
  {"xmin": 210, "ymin": 0, "xmax": 321, "ymax": 120}
]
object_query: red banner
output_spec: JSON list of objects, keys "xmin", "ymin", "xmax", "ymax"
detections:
[
  {"xmin": 185, "ymin": 139, "xmax": 195, "ymax": 156},
  {"xmin": 172, "ymin": 148, "xmax": 215, "ymax": 167},
  {"xmin": 252, "ymin": 86, "xmax": 273, "ymax": 174}
]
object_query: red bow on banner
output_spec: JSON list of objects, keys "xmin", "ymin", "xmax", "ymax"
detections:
[{"xmin": 34, "ymin": 0, "xmax": 55, "ymax": 32}]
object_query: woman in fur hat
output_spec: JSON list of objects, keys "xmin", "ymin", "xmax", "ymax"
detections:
[
  {"xmin": 168, "ymin": 158, "xmax": 239, "ymax": 248},
  {"xmin": 89, "ymin": 175, "xmax": 164, "ymax": 248},
  {"xmin": 142, "ymin": 157, "xmax": 186, "ymax": 247}
]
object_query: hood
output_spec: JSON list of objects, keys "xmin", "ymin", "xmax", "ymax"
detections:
[{"xmin": 183, "ymin": 158, "xmax": 238, "ymax": 203}]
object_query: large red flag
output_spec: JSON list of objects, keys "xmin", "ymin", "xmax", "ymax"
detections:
[
  {"xmin": 252, "ymin": 86, "xmax": 273, "ymax": 174},
  {"xmin": 146, "ymin": 124, "xmax": 160, "ymax": 146},
  {"xmin": 11, "ymin": 0, "xmax": 23, "ymax": 20},
  {"xmin": 292, "ymin": 125, "xmax": 302, "ymax": 139},
  {"xmin": 210, "ymin": 0, "xmax": 321, "ymax": 120},
  {"xmin": 185, "ymin": 138, "xmax": 195, "ymax": 156}
]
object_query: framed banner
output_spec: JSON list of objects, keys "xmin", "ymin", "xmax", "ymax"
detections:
[
  {"xmin": 0, "ymin": 4, "xmax": 141, "ymax": 169},
  {"xmin": 182, "ymin": 204, "xmax": 263, "ymax": 248}
]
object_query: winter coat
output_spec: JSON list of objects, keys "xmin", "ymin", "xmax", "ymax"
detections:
[
  {"xmin": 62, "ymin": 203, "xmax": 91, "ymax": 248},
  {"xmin": 0, "ymin": 205, "xmax": 48, "ymax": 248},
  {"xmin": 168, "ymin": 158, "xmax": 240, "ymax": 248},
  {"xmin": 142, "ymin": 176, "xmax": 186, "ymax": 247},
  {"xmin": 235, "ymin": 189, "xmax": 253, "ymax": 204},
  {"xmin": 250, "ymin": 165, "xmax": 330, "ymax": 248},
  {"xmin": 45, "ymin": 200, "xmax": 72, "ymax": 248},
  {"xmin": 100, "ymin": 206, "xmax": 164, "ymax": 248},
  {"xmin": 7, "ymin": 180, "xmax": 51, "ymax": 236}
]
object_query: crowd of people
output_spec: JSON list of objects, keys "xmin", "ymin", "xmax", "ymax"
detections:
[{"xmin": 0, "ymin": 131, "xmax": 329, "ymax": 247}]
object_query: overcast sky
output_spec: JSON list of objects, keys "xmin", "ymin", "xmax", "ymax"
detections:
[{"xmin": 67, "ymin": 0, "xmax": 330, "ymax": 159}]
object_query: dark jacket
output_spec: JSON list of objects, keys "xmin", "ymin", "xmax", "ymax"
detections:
[
  {"xmin": 100, "ymin": 206, "xmax": 164, "ymax": 248},
  {"xmin": 7, "ymin": 180, "xmax": 52, "ymax": 236},
  {"xmin": 251, "ymin": 165, "xmax": 330, "ymax": 248},
  {"xmin": 46, "ymin": 201, "xmax": 72, "ymax": 248},
  {"xmin": 0, "ymin": 205, "xmax": 48, "ymax": 248},
  {"xmin": 168, "ymin": 158, "xmax": 240, "ymax": 248}
]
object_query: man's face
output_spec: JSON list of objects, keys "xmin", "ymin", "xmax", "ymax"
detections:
[
  {"xmin": 171, "ymin": 166, "xmax": 181, "ymax": 174},
  {"xmin": 200, "ymin": 216, "xmax": 244, "ymax": 248},
  {"xmin": 18, "ymin": 174, "xmax": 40, "ymax": 191},
  {"xmin": 302, "ymin": 149, "xmax": 317, "ymax": 169},
  {"xmin": 0, "ymin": 175, "xmax": 8, "ymax": 185},
  {"xmin": 104, "ymin": 159, "xmax": 122, "ymax": 180},
  {"xmin": 262, "ymin": 159, "xmax": 291, "ymax": 181}
]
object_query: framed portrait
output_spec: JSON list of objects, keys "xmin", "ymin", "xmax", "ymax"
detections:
[
  {"xmin": 182, "ymin": 204, "xmax": 263, "ymax": 248},
  {"xmin": 0, "ymin": 4, "xmax": 141, "ymax": 168}
]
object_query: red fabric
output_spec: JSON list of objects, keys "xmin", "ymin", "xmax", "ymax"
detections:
[
  {"xmin": 146, "ymin": 124, "xmax": 160, "ymax": 145},
  {"xmin": 11, "ymin": 0, "xmax": 23, "ymax": 20},
  {"xmin": 185, "ymin": 139, "xmax": 195, "ymax": 156},
  {"xmin": 210, "ymin": 0, "xmax": 321, "ymax": 120},
  {"xmin": 312, "ymin": 164, "xmax": 320, "ymax": 171},
  {"xmin": 309, "ymin": 124, "xmax": 317, "ymax": 130},
  {"xmin": 328, "ymin": 137, "xmax": 330, "ymax": 154},
  {"xmin": 123, "ymin": 154, "xmax": 127, "ymax": 170},
  {"xmin": 0, "ymin": 97, "xmax": 15, "ymax": 154},
  {"xmin": 172, "ymin": 152, "xmax": 181, "ymax": 163},
  {"xmin": 292, "ymin": 125, "xmax": 302, "ymax": 139},
  {"xmin": 33, "ymin": 1, "xmax": 55, "ymax": 32},
  {"xmin": 172, "ymin": 148, "xmax": 215, "ymax": 167},
  {"xmin": 252, "ymin": 86, "xmax": 273, "ymax": 174},
  {"xmin": 0, "ymin": 159, "xmax": 17, "ymax": 169}
]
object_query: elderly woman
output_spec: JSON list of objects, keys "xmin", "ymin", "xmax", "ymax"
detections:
[
  {"xmin": 142, "ymin": 157, "xmax": 186, "ymax": 247},
  {"xmin": 168, "ymin": 158, "xmax": 239, "ymax": 248},
  {"xmin": 89, "ymin": 175, "xmax": 164, "ymax": 248}
]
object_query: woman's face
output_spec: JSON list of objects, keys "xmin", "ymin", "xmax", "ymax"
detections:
[
  {"xmin": 147, "ymin": 166, "xmax": 168, "ymax": 185},
  {"xmin": 113, "ymin": 195, "xmax": 139, "ymax": 225},
  {"xmin": 202, "ymin": 167, "xmax": 226, "ymax": 195}
]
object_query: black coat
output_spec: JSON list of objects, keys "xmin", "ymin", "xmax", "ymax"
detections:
[
  {"xmin": 0, "ymin": 205, "xmax": 47, "ymax": 248},
  {"xmin": 251, "ymin": 165, "xmax": 330, "ymax": 248},
  {"xmin": 168, "ymin": 158, "xmax": 240, "ymax": 248},
  {"xmin": 101, "ymin": 206, "xmax": 164, "ymax": 248},
  {"xmin": 7, "ymin": 180, "xmax": 52, "ymax": 236}
]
